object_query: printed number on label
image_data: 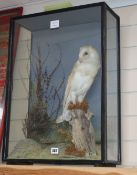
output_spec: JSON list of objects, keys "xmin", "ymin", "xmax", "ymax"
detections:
[
  {"xmin": 51, "ymin": 148, "xmax": 59, "ymax": 154},
  {"xmin": 50, "ymin": 20, "xmax": 59, "ymax": 29}
]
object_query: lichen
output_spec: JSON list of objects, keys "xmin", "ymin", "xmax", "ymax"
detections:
[
  {"xmin": 68, "ymin": 100, "xmax": 89, "ymax": 113},
  {"xmin": 65, "ymin": 143, "xmax": 86, "ymax": 157}
]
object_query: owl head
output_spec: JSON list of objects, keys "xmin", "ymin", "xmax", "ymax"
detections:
[{"xmin": 79, "ymin": 45, "xmax": 100, "ymax": 65}]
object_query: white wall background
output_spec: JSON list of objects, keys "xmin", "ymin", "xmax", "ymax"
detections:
[
  {"xmin": 114, "ymin": 5, "xmax": 137, "ymax": 167},
  {"xmin": 1, "ymin": 0, "xmax": 137, "ymax": 12},
  {"xmin": 1, "ymin": 0, "xmax": 137, "ymax": 167}
]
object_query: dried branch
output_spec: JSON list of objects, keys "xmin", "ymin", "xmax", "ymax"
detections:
[{"xmin": 23, "ymin": 43, "xmax": 65, "ymax": 141}]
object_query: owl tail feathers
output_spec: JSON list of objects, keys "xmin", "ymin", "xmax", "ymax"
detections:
[
  {"xmin": 56, "ymin": 115, "xmax": 64, "ymax": 123},
  {"xmin": 56, "ymin": 111, "xmax": 71, "ymax": 123}
]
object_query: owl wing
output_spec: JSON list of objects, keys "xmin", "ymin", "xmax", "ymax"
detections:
[
  {"xmin": 56, "ymin": 61, "xmax": 80, "ymax": 123},
  {"xmin": 63, "ymin": 60, "xmax": 80, "ymax": 108},
  {"xmin": 63, "ymin": 61, "xmax": 101, "ymax": 107}
]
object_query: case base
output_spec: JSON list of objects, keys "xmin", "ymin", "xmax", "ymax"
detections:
[
  {"xmin": 94, "ymin": 163, "xmax": 116, "ymax": 167},
  {"xmin": 6, "ymin": 161, "xmax": 34, "ymax": 165}
]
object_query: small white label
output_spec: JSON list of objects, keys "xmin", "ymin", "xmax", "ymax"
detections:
[
  {"xmin": 50, "ymin": 20, "xmax": 59, "ymax": 29},
  {"xmin": 51, "ymin": 148, "xmax": 59, "ymax": 154}
]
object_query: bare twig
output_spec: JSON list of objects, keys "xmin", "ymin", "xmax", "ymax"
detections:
[{"xmin": 23, "ymin": 43, "xmax": 65, "ymax": 140}]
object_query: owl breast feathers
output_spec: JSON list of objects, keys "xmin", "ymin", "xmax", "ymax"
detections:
[{"xmin": 56, "ymin": 45, "xmax": 101, "ymax": 123}]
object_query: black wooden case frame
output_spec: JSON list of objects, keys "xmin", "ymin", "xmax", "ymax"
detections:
[{"xmin": 2, "ymin": 2, "xmax": 121, "ymax": 166}]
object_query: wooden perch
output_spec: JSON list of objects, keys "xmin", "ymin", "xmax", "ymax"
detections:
[{"xmin": 68, "ymin": 101, "xmax": 96, "ymax": 155}]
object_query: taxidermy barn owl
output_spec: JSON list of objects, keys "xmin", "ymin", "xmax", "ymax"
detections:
[{"xmin": 56, "ymin": 45, "xmax": 101, "ymax": 123}]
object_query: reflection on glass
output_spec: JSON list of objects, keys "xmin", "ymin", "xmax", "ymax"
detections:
[{"xmin": 106, "ymin": 10, "xmax": 119, "ymax": 161}]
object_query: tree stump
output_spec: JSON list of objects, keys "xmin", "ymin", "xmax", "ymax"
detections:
[{"xmin": 68, "ymin": 101, "xmax": 96, "ymax": 156}]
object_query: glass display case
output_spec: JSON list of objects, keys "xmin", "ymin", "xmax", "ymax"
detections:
[{"xmin": 2, "ymin": 2, "xmax": 121, "ymax": 165}]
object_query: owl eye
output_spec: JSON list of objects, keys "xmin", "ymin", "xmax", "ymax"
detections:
[{"xmin": 84, "ymin": 52, "xmax": 88, "ymax": 56}]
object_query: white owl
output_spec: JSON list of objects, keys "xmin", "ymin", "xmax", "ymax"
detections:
[{"xmin": 56, "ymin": 45, "xmax": 101, "ymax": 123}]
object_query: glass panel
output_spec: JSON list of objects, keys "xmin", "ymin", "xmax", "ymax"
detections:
[
  {"xmin": 7, "ymin": 6, "xmax": 102, "ymax": 161},
  {"xmin": 106, "ymin": 10, "xmax": 119, "ymax": 161},
  {"xmin": 8, "ymin": 24, "xmax": 31, "ymax": 157}
]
